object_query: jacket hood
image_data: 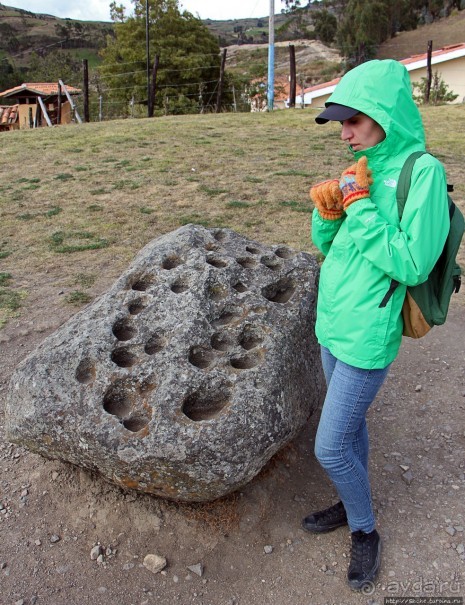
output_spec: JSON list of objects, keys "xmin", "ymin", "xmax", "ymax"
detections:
[{"xmin": 326, "ymin": 60, "xmax": 425, "ymax": 161}]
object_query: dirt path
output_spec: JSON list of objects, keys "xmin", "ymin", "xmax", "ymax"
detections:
[{"xmin": 1, "ymin": 293, "xmax": 464, "ymax": 605}]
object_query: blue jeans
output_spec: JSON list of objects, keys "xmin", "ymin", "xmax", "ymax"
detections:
[{"xmin": 314, "ymin": 346, "xmax": 390, "ymax": 533}]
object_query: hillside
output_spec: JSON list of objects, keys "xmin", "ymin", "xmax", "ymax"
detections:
[
  {"xmin": 377, "ymin": 8, "xmax": 465, "ymax": 60},
  {"xmin": 0, "ymin": 3, "xmax": 112, "ymax": 68}
]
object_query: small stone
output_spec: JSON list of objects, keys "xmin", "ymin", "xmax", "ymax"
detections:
[
  {"xmin": 264, "ymin": 545, "xmax": 273, "ymax": 554},
  {"xmin": 399, "ymin": 464, "xmax": 410, "ymax": 472},
  {"xmin": 34, "ymin": 539, "xmax": 42, "ymax": 546},
  {"xmin": 143, "ymin": 554, "xmax": 167, "ymax": 574},
  {"xmin": 415, "ymin": 385, "xmax": 422, "ymax": 392},
  {"xmin": 446, "ymin": 526, "xmax": 456, "ymax": 536},
  {"xmin": 122, "ymin": 562, "xmax": 135, "ymax": 571},
  {"xmin": 50, "ymin": 534, "xmax": 60, "ymax": 543},
  {"xmin": 14, "ymin": 600, "xmax": 24, "ymax": 605},
  {"xmin": 96, "ymin": 554, "xmax": 104, "ymax": 564},
  {"xmin": 90, "ymin": 545, "xmax": 102, "ymax": 560},
  {"xmin": 173, "ymin": 575, "xmax": 179, "ymax": 583},
  {"xmin": 1, "ymin": 562, "xmax": 6, "ymax": 569},
  {"xmin": 187, "ymin": 563, "xmax": 204, "ymax": 577},
  {"xmin": 20, "ymin": 489, "xmax": 28, "ymax": 497},
  {"xmin": 455, "ymin": 526, "xmax": 464, "ymax": 532},
  {"xmin": 401, "ymin": 470, "xmax": 414, "ymax": 485},
  {"xmin": 456, "ymin": 544, "xmax": 465, "ymax": 555},
  {"xmin": 51, "ymin": 471, "xmax": 59, "ymax": 481}
]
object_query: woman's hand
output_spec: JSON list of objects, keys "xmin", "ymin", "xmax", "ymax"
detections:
[
  {"xmin": 339, "ymin": 156, "xmax": 373, "ymax": 210},
  {"xmin": 310, "ymin": 179, "xmax": 344, "ymax": 220}
]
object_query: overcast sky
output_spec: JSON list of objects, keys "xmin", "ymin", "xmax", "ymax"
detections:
[{"xmin": 7, "ymin": 1, "xmax": 289, "ymax": 21}]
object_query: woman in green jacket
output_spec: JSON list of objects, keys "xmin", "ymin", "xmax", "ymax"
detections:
[{"xmin": 302, "ymin": 60, "xmax": 449, "ymax": 590}]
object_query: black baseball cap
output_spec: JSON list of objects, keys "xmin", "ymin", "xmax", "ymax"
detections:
[{"xmin": 315, "ymin": 103, "xmax": 359, "ymax": 124}]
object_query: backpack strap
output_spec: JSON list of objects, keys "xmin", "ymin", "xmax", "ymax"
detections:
[
  {"xmin": 396, "ymin": 151, "xmax": 428, "ymax": 219},
  {"xmin": 379, "ymin": 151, "xmax": 427, "ymax": 309}
]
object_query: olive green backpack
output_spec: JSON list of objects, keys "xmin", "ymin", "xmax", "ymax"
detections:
[{"xmin": 380, "ymin": 151, "xmax": 464, "ymax": 338}]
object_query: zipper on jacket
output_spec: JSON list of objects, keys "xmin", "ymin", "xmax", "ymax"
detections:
[{"xmin": 379, "ymin": 279, "xmax": 399, "ymax": 308}]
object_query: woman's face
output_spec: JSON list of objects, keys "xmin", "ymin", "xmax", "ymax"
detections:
[{"xmin": 340, "ymin": 113, "xmax": 385, "ymax": 151}]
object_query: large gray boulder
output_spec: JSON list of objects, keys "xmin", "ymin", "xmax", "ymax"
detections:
[{"xmin": 5, "ymin": 224, "xmax": 323, "ymax": 502}]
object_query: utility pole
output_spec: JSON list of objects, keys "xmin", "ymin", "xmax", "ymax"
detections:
[
  {"xmin": 216, "ymin": 48, "xmax": 227, "ymax": 113},
  {"xmin": 289, "ymin": 44, "xmax": 296, "ymax": 108},
  {"xmin": 146, "ymin": 0, "xmax": 151, "ymax": 117},
  {"xmin": 425, "ymin": 39, "xmax": 433, "ymax": 104},
  {"xmin": 267, "ymin": 0, "xmax": 275, "ymax": 111},
  {"xmin": 149, "ymin": 54, "xmax": 159, "ymax": 118},
  {"xmin": 57, "ymin": 80, "xmax": 62, "ymax": 125},
  {"xmin": 299, "ymin": 74, "xmax": 305, "ymax": 109},
  {"xmin": 83, "ymin": 59, "xmax": 90, "ymax": 123}
]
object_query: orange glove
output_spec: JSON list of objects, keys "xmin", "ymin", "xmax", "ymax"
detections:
[
  {"xmin": 339, "ymin": 156, "xmax": 373, "ymax": 209},
  {"xmin": 310, "ymin": 179, "xmax": 344, "ymax": 221}
]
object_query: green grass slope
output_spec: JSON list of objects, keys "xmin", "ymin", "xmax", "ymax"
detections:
[{"xmin": 0, "ymin": 105, "xmax": 464, "ymax": 327}]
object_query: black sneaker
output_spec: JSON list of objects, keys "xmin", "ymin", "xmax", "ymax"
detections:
[
  {"xmin": 301, "ymin": 501, "xmax": 348, "ymax": 533},
  {"xmin": 347, "ymin": 529, "xmax": 381, "ymax": 591}
]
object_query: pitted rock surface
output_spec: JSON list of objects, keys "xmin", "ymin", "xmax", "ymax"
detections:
[{"xmin": 5, "ymin": 224, "xmax": 323, "ymax": 502}]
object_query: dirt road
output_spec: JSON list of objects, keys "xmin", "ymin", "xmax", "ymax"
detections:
[{"xmin": 1, "ymin": 294, "xmax": 464, "ymax": 605}]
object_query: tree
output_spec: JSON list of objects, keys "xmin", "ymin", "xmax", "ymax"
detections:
[
  {"xmin": 312, "ymin": 9, "xmax": 337, "ymax": 44},
  {"xmin": 101, "ymin": 0, "xmax": 221, "ymax": 116},
  {"xmin": 0, "ymin": 58, "xmax": 19, "ymax": 92},
  {"xmin": 413, "ymin": 71, "xmax": 459, "ymax": 105},
  {"xmin": 26, "ymin": 50, "xmax": 81, "ymax": 85},
  {"xmin": 336, "ymin": 0, "xmax": 390, "ymax": 68}
]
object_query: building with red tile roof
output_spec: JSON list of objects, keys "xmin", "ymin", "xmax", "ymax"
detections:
[
  {"xmin": 0, "ymin": 105, "xmax": 19, "ymax": 131},
  {"xmin": 295, "ymin": 43, "xmax": 465, "ymax": 109},
  {"xmin": 0, "ymin": 82, "xmax": 81, "ymax": 130}
]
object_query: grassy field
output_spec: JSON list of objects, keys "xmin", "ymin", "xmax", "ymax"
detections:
[{"xmin": 0, "ymin": 105, "xmax": 464, "ymax": 328}]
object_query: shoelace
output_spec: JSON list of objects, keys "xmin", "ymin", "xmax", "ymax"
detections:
[{"xmin": 350, "ymin": 533, "xmax": 371, "ymax": 564}]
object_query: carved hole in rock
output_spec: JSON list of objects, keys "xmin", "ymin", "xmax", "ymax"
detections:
[
  {"xmin": 262, "ymin": 277, "xmax": 296, "ymax": 304},
  {"xmin": 145, "ymin": 332, "xmax": 167, "ymax": 355},
  {"xmin": 182, "ymin": 387, "xmax": 230, "ymax": 421},
  {"xmin": 206, "ymin": 255, "xmax": 228, "ymax": 269},
  {"xmin": 209, "ymin": 284, "xmax": 228, "ymax": 301},
  {"xmin": 275, "ymin": 246, "xmax": 295, "ymax": 259},
  {"xmin": 232, "ymin": 281, "xmax": 247, "ymax": 293},
  {"xmin": 260, "ymin": 255, "xmax": 282, "ymax": 271},
  {"xmin": 139, "ymin": 379, "xmax": 156, "ymax": 395},
  {"xmin": 111, "ymin": 348, "xmax": 137, "ymax": 368},
  {"xmin": 103, "ymin": 388, "xmax": 132, "ymax": 418},
  {"xmin": 112, "ymin": 318, "xmax": 136, "ymax": 341},
  {"xmin": 128, "ymin": 299, "xmax": 145, "ymax": 315},
  {"xmin": 211, "ymin": 331, "xmax": 235, "ymax": 352},
  {"xmin": 246, "ymin": 246, "xmax": 261, "ymax": 255},
  {"xmin": 213, "ymin": 229, "xmax": 227, "ymax": 242},
  {"xmin": 205, "ymin": 242, "xmax": 221, "ymax": 251},
  {"xmin": 230, "ymin": 350, "xmax": 262, "ymax": 370},
  {"xmin": 170, "ymin": 277, "xmax": 189, "ymax": 294},
  {"xmin": 212, "ymin": 305, "xmax": 242, "ymax": 327},
  {"xmin": 131, "ymin": 276, "xmax": 153, "ymax": 291},
  {"xmin": 162, "ymin": 255, "xmax": 183, "ymax": 270},
  {"xmin": 236, "ymin": 257, "xmax": 257, "ymax": 269},
  {"xmin": 188, "ymin": 345, "xmax": 214, "ymax": 369},
  {"xmin": 239, "ymin": 326, "xmax": 264, "ymax": 350},
  {"xmin": 122, "ymin": 415, "xmax": 148, "ymax": 432},
  {"xmin": 75, "ymin": 359, "xmax": 96, "ymax": 384}
]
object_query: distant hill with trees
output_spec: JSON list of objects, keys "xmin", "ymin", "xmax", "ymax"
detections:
[{"xmin": 1, "ymin": 1, "xmax": 464, "ymax": 115}]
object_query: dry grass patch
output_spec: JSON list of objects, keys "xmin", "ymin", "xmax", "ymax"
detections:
[{"xmin": 0, "ymin": 106, "xmax": 464, "ymax": 327}]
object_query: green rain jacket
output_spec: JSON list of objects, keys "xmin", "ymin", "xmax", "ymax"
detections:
[{"xmin": 312, "ymin": 60, "xmax": 449, "ymax": 369}]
